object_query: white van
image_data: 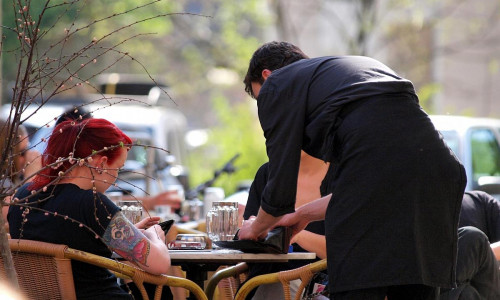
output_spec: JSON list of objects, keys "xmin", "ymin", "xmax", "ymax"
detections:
[
  {"xmin": 1, "ymin": 94, "xmax": 189, "ymax": 197},
  {"xmin": 430, "ymin": 115, "xmax": 500, "ymax": 199}
]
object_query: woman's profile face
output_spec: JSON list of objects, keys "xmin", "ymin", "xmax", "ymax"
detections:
[{"xmin": 95, "ymin": 147, "xmax": 128, "ymax": 193}]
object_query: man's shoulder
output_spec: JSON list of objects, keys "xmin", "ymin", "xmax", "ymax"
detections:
[{"xmin": 464, "ymin": 190, "xmax": 498, "ymax": 206}]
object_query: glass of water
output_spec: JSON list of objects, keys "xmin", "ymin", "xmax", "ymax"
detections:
[{"xmin": 206, "ymin": 201, "xmax": 238, "ymax": 242}]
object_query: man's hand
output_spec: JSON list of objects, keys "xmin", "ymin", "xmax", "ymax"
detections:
[
  {"xmin": 153, "ymin": 190, "xmax": 182, "ymax": 209},
  {"xmin": 238, "ymin": 216, "xmax": 269, "ymax": 241},
  {"xmin": 237, "ymin": 209, "xmax": 282, "ymax": 241},
  {"xmin": 276, "ymin": 211, "xmax": 310, "ymax": 243}
]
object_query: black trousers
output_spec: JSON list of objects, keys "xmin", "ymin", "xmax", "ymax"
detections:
[
  {"xmin": 331, "ymin": 227, "xmax": 500, "ymax": 300},
  {"xmin": 440, "ymin": 226, "xmax": 500, "ymax": 300}
]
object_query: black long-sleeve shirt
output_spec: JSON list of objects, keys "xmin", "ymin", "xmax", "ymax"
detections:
[{"xmin": 256, "ymin": 56, "xmax": 415, "ymax": 217}]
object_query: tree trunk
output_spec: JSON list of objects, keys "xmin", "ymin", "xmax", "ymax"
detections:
[{"xmin": 0, "ymin": 203, "xmax": 20, "ymax": 291}]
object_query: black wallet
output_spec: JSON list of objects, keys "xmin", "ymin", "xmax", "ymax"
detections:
[{"xmin": 214, "ymin": 226, "xmax": 292, "ymax": 254}]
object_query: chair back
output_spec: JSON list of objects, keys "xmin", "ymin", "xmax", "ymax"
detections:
[
  {"xmin": 0, "ymin": 239, "xmax": 77, "ymax": 300},
  {"xmin": 2, "ymin": 239, "xmax": 208, "ymax": 300},
  {"xmin": 64, "ymin": 247, "xmax": 208, "ymax": 300},
  {"xmin": 234, "ymin": 259, "xmax": 327, "ymax": 300},
  {"xmin": 207, "ymin": 263, "xmax": 248, "ymax": 300}
]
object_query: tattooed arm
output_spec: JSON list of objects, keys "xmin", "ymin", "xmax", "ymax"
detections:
[{"xmin": 103, "ymin": 212, "xmax": 171, "ymax": 275}]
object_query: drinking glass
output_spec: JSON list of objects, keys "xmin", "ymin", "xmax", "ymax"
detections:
[
  {"xmin": 206, "ymin": 201, "xmax": 238, "ymax": 242},
  {"xmin": 117, "ymin": 200, "xmax": 143, "ymax": 223}
]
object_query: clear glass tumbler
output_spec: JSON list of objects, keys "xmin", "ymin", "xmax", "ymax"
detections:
[
  {"xmin": 206, "ymin": 201, "xmax": 238, "ymax": 242},
  {"xmin": 117, "ymin": 200, "xmax": 143, "ymax": 224},
  {"xmin": 206, "ymin": 202, "xmax": 221, "ymax": 242}
]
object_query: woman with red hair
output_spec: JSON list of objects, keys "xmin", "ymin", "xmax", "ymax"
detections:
[{"xmin": 8, "ymin": 118, "xmax": 171, "ymax": 300}]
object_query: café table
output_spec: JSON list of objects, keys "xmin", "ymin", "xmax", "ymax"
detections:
[{"xmin": 169, "ymin": 249, "xmax": 316, "ymax": 300}]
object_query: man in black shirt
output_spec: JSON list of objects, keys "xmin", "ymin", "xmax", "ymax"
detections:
[
  {"xmin": 460, "ymin": 190, "xmax": 500, "ymax": 243},
  {"xmin": 237, "ymin": 41, "xmax": 467, "ymax": 300}
]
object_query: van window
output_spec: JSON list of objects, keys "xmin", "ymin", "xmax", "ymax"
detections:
[
  {"xmin": 470, "ymin": 128, "xmax": 500, "ymax": 184},
  {"xmin": 440, "ymin": 130, "xmax": 460, "ymax": 157}
]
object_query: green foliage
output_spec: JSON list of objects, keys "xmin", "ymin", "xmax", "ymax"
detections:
[
  {"xmin": 186, "ymin": 93, "xmax": 267, "ymax": 196},
  {"xmin": 1, "ymin": 0, "xmax": 178, "ymax": 97},
  {"xmin": 417, "ymin": 83, "xmax": 441, "ymax": 113}
]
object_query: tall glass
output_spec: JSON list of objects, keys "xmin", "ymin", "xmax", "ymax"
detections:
[
  {"xmin": 117, "ymin": 200, "xmax": 143, "ymax": 223},
  {"xmin": 206, "ymin": 201, "xmax": 238, "ymax": 242}
]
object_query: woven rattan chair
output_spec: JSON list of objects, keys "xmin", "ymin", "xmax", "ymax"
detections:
[
  {"xmin": 234, "ymin": 259, "xmax": 327, "ymax": 300},
  {"xmin": 205, "ymin": 262, "xmax": 248, "ymax": 300},
  {"xmin": 1, "ymin": 239, "xmax": 208, "ymax": 300}
]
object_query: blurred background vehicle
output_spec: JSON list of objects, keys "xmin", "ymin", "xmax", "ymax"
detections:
[
  {"xmin": 1, "ymin": 88, "xmax": 190, "ymax": 199},
  {"xmin": 430, "ymin": 115, "xmax": 500, "ymax": 199}
]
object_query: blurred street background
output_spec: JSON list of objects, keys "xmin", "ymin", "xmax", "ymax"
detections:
[{"xmin": 2, "ymin": 0, "xmax": 500, "ymax": 196}]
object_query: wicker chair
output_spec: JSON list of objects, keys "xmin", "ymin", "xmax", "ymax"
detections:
[
  {"xmin": 234, "ymin": 259, "xmax": 327, "ymax": 300},
  {"xmin": 1, "ymin": 239, "xmax": 208, "ymax": 300},
  {"xmin": 205, "ymin": 262, "xmax": 248, "ymax": 300}
]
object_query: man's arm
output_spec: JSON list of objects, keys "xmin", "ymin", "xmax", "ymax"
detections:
[
  {"xmin": 293, "ymin": 230, "xmax": 327, "ymax": 259},
  {"xmin": 276, "ymin": 194, "xmax": 331, "ymax": 242},
  {"xmin": 239, "ymin": 194, "xmax": 332, "ymax": 241}
]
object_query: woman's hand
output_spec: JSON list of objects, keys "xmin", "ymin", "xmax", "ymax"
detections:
[
  {"xmin": 143, "ymin": 224, "xmax": 166, "ymax": 244},
  {"xmin": 135, "ymin": 216, "xmax": 160, "ymax": 229}
]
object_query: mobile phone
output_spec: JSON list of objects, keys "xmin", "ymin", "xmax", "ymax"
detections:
[{"xmin": 158, "ymin": 219, "xmax": 174, "ymax": 234}]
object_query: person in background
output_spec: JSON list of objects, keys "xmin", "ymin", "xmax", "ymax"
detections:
[
  {"xmin": 440, "ymin": 226, "xmax": 500, "ymax": 300},
  {"xmin": 8, "ymin": 118, "xmax": 172, "ymax": 300},
  {"xmin": 459, "ymin": 190, "xmax": 500, "ymax": 245},
  {"xmin": 1, "ymin": 118, "xmax": 42, "ymax": 230},
  {"xmin": 238, "ymin": 41, "xmax": 466, "ymax": 300},
  {"xmin": 242, "ymin": 151, "xmax": 329, "ymax": 299},
  {"xmin": 0, "ymin": 118, "xmax": 42, "ymax": 186}
]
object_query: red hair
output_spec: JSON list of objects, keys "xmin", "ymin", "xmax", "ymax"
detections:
[{"xmin": 30, "ymin": 118, "xmax": 132, "ymax": 190}]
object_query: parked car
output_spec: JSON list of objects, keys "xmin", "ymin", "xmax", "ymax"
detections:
[
  {"xmin": 430, "ymin": 115, "xmax": 500, "ymax": 199},
  {"xmin": 1, "ymin": 94, "xmax": 190, "ymax": 197}
]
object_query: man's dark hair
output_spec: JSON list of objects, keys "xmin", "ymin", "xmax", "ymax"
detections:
[{"xmin": 243, "ymin": 41, "xmax": 308, "ymax": 98}]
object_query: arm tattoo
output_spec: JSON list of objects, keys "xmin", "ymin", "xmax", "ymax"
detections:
[{"xmin": 103, "ymin": 212, "xmax": 151, "ymax": 266}]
